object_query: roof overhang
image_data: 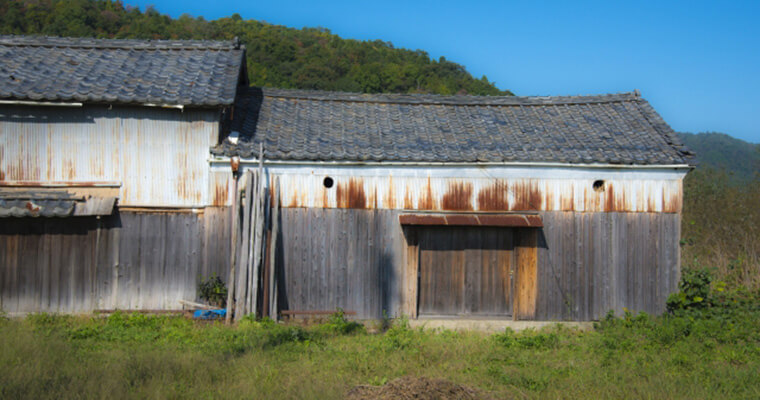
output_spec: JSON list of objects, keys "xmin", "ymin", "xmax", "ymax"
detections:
[{"xmin": 0, "ymin": 183, "xmax": 120, "ymax": 217}]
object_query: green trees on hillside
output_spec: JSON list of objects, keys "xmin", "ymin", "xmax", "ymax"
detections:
[{"xmin": 0, "ymin": 0, "xmax": 512, "ymax": 96}]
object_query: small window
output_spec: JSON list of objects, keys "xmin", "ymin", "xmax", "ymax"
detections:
[
  {"xmin": 323, "ymin": 177, "xmax": 334, "ymax": 188},
  {"xmin": 592, "ymin": 180, "xmax": 605, "ymax": 192}
]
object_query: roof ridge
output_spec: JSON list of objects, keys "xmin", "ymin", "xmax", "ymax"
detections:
[
  {"xmin": 258, "ymin": 87, "xmax": 642, "ymax": 106},
  {"xmin": 0, "ymin": 35, "xmax": 242, "ymax": 51}
]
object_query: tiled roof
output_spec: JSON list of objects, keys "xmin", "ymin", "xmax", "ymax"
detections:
[
  {"xmin": 213, "ymin": 87, "xmax": 694, "ymax": 165},
  {"xmin": 0, "ymin": 35, "xmax": 246, "ymax": 107},
  {"xmin": 0, "ymin": 191, "xmax": 77, "ymax": 217}
]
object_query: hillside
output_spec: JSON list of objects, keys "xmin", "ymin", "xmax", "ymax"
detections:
[
  {"xmin": 678, "ymin": 132, "xmax": 759, "ymax": 183},
  {"xmin": 0, "ymin": 0, "xmax": 511, "ymax": 96}
]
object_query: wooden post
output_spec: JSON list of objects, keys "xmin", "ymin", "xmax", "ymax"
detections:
[
  {"xmin": 237, "ymin": 171, "xmax": 254, "ymax": 319},
  {"xmin": 110, "ymin": 222, "xmax": 120, "ymax": 310},
  {"xmin": 250, "ymin": 144, "xmax": 265, "ymax": 317},
  {"xmin": 402, "ymin": 227, "xmax": 419, "ymax": 318},
  {"xmin": 244, "ymin": 169, "xmax": 259, "ymax": 318},
  {"xmin": 225, "ymin": 159, "xmax": 240, "ymax": 324},
  {"xmin": 268, "ymin": 178, "xmax": 280, "ymax": 319}
]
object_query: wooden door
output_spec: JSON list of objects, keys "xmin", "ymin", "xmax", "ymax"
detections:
[{"xmin": 417, "ymin": 226, "xmax": 515, "ymax": 317}]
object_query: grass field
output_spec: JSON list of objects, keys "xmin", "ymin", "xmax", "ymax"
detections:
[{"xmin": 2, "ymin": 290, "xmax": 759, "ymax": 400}]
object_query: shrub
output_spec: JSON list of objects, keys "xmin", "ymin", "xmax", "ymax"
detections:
[
  {"xmin": 382, "ymin": 314, "xmax": 415, "ymax": 350},
  {"xmin": 197, "ymin": 274, "xmax": 228, "ymax": 308},
  {"xmin": 316, "ymin": 308, "xmax": 365, "ymax": 336},
  {"xmin": 666, "ymin": 267, "xmax": 714, "ymax": 312}
]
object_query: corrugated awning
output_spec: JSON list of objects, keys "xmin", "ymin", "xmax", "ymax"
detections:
[
  {"xmin": 399, "ymin": 213, "xmax": 542, "ymax": 228},
  {"xmin": 0, "ymin": 190, "xmax": 116, "ymax": 217}
]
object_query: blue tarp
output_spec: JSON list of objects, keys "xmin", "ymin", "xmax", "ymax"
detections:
[{"xmin": 193, "ymin": 309, "xmax": 226, "ymax": 319}]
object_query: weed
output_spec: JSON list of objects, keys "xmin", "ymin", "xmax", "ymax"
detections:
[
  {"xmin": 197, "ymin": 274, "xmax": 228, "ymax": 308},
  {"xmin": 315, "ymin": 308, "xmax": 366, "ymax": 336}
]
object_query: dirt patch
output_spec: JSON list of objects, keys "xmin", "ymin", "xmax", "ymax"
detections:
[{"xmin": 346, "ymin": 376, "xmax": 495, "ymax": 400}]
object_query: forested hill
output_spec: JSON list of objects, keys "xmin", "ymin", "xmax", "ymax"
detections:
[
  {"xmin": 0, "ymin": 0, "xmax": 512, "ymax": 96},
  {"xmin": 678, "ymin": 132, "xmax": 760, "ymax": 184}
]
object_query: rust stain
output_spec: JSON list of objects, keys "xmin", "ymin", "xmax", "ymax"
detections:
[
  {"xmin": 386, "ymin": 176, "xmax": 396, "ymax": 209},
  {"xmin": 321, "ymin": 182, "xmax": 329, "ymax": 208},
  {"xmin": 212, "ymin": 182, "xmax": 228, "ymax": 206},
  {"xmin": 0, "ymin": 169, "xmax": 4, "ymax": 180},
  {"xmin": 25, "ymin": 201, "xmax": 40, "ymax": 213},
  {"xmin": 288, "ymin": 193, "xmax": 300, "ymax": 208},
  {"xmin": 441, "ymin": 180, "xmax": 473, "ymax": 210},
  {"xmin": 512, "ymin": 180, "xmax": 542, "ymax": 211},
  {"xmin": 418, "ymin": 176, "xmax": 434, "ymax": 210},
  {"xmin": 399, "ymin": 214, "xmax": 447, "ymax": 225},
  {"xmin": 560, "ymin": 182, "xmax": 574, "ymax": 211},
  {"xmin": 614, "ymin": 190, "xmax": 627, "ymax": 212},
  {"xmin": 647, "ymin": 188, "xmax": 657, "ymax": 213},
  {"xmin": 403, "ymin": 187, "xmax": 414, "ymax": 210},
  {"xmin": 444, "ymin": 214, "xmax": 479, "ymax": 225},
  {"xmin": 478, "ymin": 214, "xmax": 543, "ymax": 227},
  {"xmin": 477, "ymin": 181, "xmax": 509, "ymax": 211},
  {"xmin": 336, "ymin": 177, "xmax": 367, "ymax": 209},
  {"xmin": 63, "ymin": 159, "xmax": 76, "ymax": 180},
  {"xmin": 604, "ymin": 182, "xmax": 615, "ymax": 212},
  {"xmin": 663, "ymin": 186, "xmax": 682, "ymax": 213},
  {"xmin": 544, "ymin": 188, "xmax": 555, "ymax": 212}
]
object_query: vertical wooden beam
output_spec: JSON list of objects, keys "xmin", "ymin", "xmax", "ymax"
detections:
[
  {"xmin": 514, "ymin": 228, "xmax": 538, "ymax": 320},
  {"xmin": 268, "ymin": 178, "xmax": 280, "ymax": 319},
  {"xmin": 235, "ymin": 170, "xmax": 257, "ymax": 320},
  {"xmin": 225, "ymin": 159, "xmax": 240, "ymax": 324},
  {"xmin": 250, "ymin": 144, "xmax": 266, "ymax": 317},
  {"xmin": 402, "ymin": 227, "xmax": 419, "ymax": 318}
]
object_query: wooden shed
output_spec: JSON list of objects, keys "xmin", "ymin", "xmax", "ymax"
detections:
[
  {"xmin": 0, "ymin": 36, "xmax": 245, "ymax": 314},
  {"xmin": 0, "ymin": 35, "xmax": 694, "ymax": 321},
  {"xmin": 215, "ymin": 88, "xmax": 694, "ymax": 321}
]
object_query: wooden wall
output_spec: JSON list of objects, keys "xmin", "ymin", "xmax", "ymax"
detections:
[
  {"xmin": 277, "ymin": 208, "xmax": 405, "ymax": 319},
  {"xmin": 1, "ymin": 206, "xmax": 680, "ymax": 320},
  {"xmin": 0, "ymin": 208, "xmax": 230, "ymax": 314},
  {"xmin": 276, "ymin": 208, "xmax": 680, "ymax": 321},
  {"xmin": 534, "ymin": 211, "xmax": 681, "ymax": 320}
]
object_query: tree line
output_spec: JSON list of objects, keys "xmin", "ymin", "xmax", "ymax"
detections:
[{"xmin": 0, "ymin": 0, "xmax": 512, "ymax": 96}]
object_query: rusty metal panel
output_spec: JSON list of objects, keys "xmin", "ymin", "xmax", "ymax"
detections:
[
  {"xmin": 399, "ymin": 213, "xmax": 543, "ymax": 227},
  {"xmin": 0, "ymin": 105, "xmax": 219, "ymax": 207},
  {"xmin": 261, "ymin": 165, "xmax": 686, "ymax": 213}
]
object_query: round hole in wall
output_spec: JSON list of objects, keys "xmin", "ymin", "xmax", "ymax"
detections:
[
  {"xmin": 323, "ymin": 176, "xmax": 334, "ymax": 188},
  {"xmin": 593, "ymin": 180, "xmax": 605, "ymax": 192}
]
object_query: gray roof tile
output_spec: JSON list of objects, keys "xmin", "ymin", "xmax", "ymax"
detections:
[
  {"xmin": 214, "ymin": 87, "xmax": 695, "ymax": 165},
  {"xmin": 0, "ymin": 35, "xmax": 245, "ymax": 107}
]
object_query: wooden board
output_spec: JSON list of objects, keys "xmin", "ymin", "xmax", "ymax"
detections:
[
  {"xmin": 0, "ymin": 209, "xmax": 230, "ymax": 313},
  {"xmin": 417, "ymin": 226, "xmax": 515, "ymax": 317}
]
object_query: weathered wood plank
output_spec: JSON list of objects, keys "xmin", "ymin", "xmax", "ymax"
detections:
[{"xmin": 515, "ymin": 229, "xmax": 538, "ymax": 320}]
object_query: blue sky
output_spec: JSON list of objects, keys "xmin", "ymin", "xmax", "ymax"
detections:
[{"xmin": 131, "ymin": 0, "xmax": 760, "ymax": 143}]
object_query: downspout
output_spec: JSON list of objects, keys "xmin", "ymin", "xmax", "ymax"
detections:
[{"xmin": 225, "ymin": 156, "xmax": 241, "ymax": 324}]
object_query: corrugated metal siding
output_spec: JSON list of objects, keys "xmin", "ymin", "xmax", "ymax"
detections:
[
  {"xmin": 0, "ymin": 105, "xmax": 219, "ymax": 207},
  {"xmin": 253, "ymin": 165, "xmax": 686, "ymax": 213}
]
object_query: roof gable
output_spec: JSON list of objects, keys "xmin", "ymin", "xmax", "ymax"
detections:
[
  {"xmin": 214, "ymin": 88, "xmax": 694, "ymax": 165},
  {"xmin": 0, "ymin": 35, "xmax": 246, "ymax": 107}
]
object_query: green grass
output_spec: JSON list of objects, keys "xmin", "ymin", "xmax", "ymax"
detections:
[{"xmin": 2, "ymin": 302, "xmax": 760, "ymax": 400}]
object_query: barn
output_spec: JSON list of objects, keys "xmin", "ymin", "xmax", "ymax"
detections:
[
  {"xmin": 0, "ymin": 35, "xmax": 694, "ymax": 321},
  {"xmin": 0, "ymin": 36, "xmax": 244, "ymax": 314},
  {"xmin": 214, "ymin": 87, "xmax": 694, "ymax": 321}
]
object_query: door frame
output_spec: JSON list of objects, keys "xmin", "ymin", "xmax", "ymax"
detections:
[{"xmin": 401, "ymin": 221, "xmax": 538, "ymax": 320}]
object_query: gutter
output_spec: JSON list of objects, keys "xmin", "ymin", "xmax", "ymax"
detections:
[
  {"xmin": 0, "ymin": 100, "xmax": 83, "ymax": 107},
  {"xmin": 0, "ymin": 100, "xmax": 187, "ymax": 110},
  {"xmin": 208, "ymin": 156, "xmax": 693, "ymax": 171}
]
